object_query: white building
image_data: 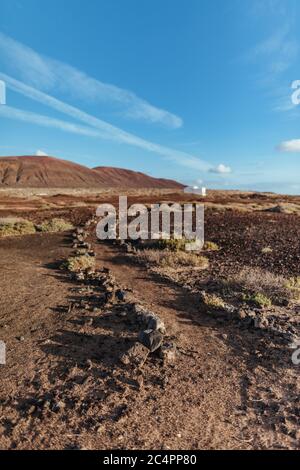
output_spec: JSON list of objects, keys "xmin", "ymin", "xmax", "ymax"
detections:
[{"xmin": 184, "ymin": 186, "xmax": 206, "ymax": 196}]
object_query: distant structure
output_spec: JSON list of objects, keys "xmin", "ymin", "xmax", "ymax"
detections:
[
  {"xmin": 0, "ymin": 80, "xmax": 6, "ymax": 105},
  {"xmin": 184, "ymin": 186, "xmax": 206, "ymax": 196}
]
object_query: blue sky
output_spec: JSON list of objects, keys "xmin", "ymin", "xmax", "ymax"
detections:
[{"xmin": 1, "ymin": 0, "xmax": 300, "ymax": 193}]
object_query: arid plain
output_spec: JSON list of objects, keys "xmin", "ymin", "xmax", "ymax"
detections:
[{"xmin": 0, "ymin": 164, "xmax": 300, "ymax": 449}]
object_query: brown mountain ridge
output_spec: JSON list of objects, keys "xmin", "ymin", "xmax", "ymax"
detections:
[{"xmin": 0, "ymin": 156, "xmax": 184, "ymax": 189}]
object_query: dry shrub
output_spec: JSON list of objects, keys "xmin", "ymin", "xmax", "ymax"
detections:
[
  {"xmin": 155, "ymin": 236, "xmax": 221, "ymax": 253},
  {"xmin": 285, "ymin": 277, "xmax": 300, "ymax": 301},
  {"xmin": 203, "ymin": 241, "xmax": 220, "ymax": 251},
  {"xmin": 0, "ymin": 217, "xmax": 26, "ymax": 224},
  {"xmin": 157, "ymin": 238, "xmax": 187, "ymax": 252},
  {"xmin": 38, "ymin": 218, "xmax": 73, "ymax": 233},
  {"xmin": 202, "ymin": 292, "xmax": 226, "ymax": 310},
  {"xmin": 0, "ymin": 219, "xmax": 36, "ymax": 238},
  {"xmin": 226, "ymin": 267, "xmax": 296, "ymax": 304},
  {"xmin": 261, "ymin": 247, "xmax": 273, "ymax": 254},
  {"xmin": 64, "ymin": 255, "xmax": 95, "ymax": 272},
  {"xmin": 137, "ymin": 249, "xmax": 209, "ymax": 269}
]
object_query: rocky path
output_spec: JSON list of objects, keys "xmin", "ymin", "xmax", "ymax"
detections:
[
  {"xmin": 92, "ymin": 242, "xmax": 249, "ymax": 449},
  {"xmin": 0, "ymin": 231, "xmax": 298, "ymax": 449},
  {"xmin": 91, "ymin": 239, "xmax": 300, "ymax": 450}
]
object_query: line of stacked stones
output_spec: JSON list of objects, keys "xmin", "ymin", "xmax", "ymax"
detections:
[{"xmin": 69, "ymin": 219, "xmax": 177, "ymax": 367}]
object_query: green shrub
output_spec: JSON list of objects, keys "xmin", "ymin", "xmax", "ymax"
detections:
[{"xmin": 243, "ymin": 292, "xmax": 272, "ymax": 308}]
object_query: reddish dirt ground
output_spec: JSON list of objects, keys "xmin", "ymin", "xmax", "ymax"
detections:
[{"xmin": 0, "ymin": 215, "xmax": 299, "ymax": 449}]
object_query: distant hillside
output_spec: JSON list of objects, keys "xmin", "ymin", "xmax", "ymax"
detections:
[
  {"xmin": 0, "ymin": 156, "xmax": 183, "ymax": 189},
  {"xmin": 93, "ymin": 166, "xmax": 184, "ymax": 189}
]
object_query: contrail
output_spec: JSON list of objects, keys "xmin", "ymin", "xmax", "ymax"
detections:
[
  {"xmin": 0, "ymin": 72, "xmax": 211, "ymax": 172},
  {"xmin": 0, "ymin": 105, "xmax": 109, "ymax": 139}
]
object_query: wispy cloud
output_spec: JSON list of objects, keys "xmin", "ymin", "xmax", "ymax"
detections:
[
  {"xmin": 243, "ymin": 1, "xmax": 299, "ymax": 114},
  {"xmin": 0, "ymin": 105, "xmax": 108, "ymax": 138},
  {"xmin": 209, "ymin": 163, "xmax": 232, "ymax": 174},
  {"xmin": 0, "ymin": 32, "xmax": 182, "ymax": 129},
  {"xmin": 277, "ymin": 139, "xmax": 300, "ymax": 152},
  {"xmin": 248, "ymin": 23, "xmax": 298, "ymax": 77},
  {"xmin": 0, "ymin": 73, "xmax": 211, "ymax": 172}
]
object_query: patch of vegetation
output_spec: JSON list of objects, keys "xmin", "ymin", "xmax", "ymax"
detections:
[
  {"xmin": 261, "ymin": 246, "xmax": 273, "ymax": 254},
  {"xmin": 156, "ymin": 237, "xmax": 221, "ymax": 253},
  {"xmin": 157, "ymin": 238, "xmax": 187, "ymax": 252},
  {"xmin": 63, "ymin": 255, "xmax": 95, "ymax": 273},
  {"xmin": 75, "ymin": 248, "xmax": 89, "ymax": 256},
  {"xmin": 38, "ymin": 218, "xmax": 74, "ymax": 233},
  {"xmin": 0, "ymin": 219, "xmax": 36, "ymax": 238},
  {"xmin": 136, "ymin": 249, "xmax": 209, "ymax": 269},
  {"xmin": 285, "ymin": 277, "xmax": 300, "ymax": 301},
  {"xmin": 225, "ymin": 267, "xmax": 296, "ymax": 306},
  {"xmin": 160, "ymin": 252, "xmax": 209, "ymax": 268},
  {"xmin": 201, "ymin": 292, "xmax": 226, "ymax": 310},
  {"xmin": 243, "ymin": 292, "xmax": 272, "ymax": 308},
  {"xmin": 203, "ymin": 241, "xmax": 220, "ymax": 251}
]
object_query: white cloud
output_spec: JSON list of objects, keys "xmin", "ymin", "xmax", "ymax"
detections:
[
  {"xmin": 0, "ymin": 32, "xmax": 182, "ymax": 129},
  {"xmin": 36, "ymin": 150, "xmax": 48, "ymax": 156},
  {"xmin": 277, "ymin": 139, "xmax": 300, "ymax": 152},
  {"xmin": 209, "ymin": 163, "xmax": 232, "ymax": 174},
  {"xmin": 0, "ymin": 74, "xmax": 211, "ymax": 172}
]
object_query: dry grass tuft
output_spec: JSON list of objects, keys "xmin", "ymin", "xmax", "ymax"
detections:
[
  {"xmin": 203, "ymin": 241, "xmax": 220, "ymax": 251},
  {"xmin": 0, "ymin": 219, "xmax": 36, "ymax": 238},
  {"xmin": 285, "ymin": 277, "xmax": 300, "ymax": 301},
  {"xmin": 63, "ymin": 255, "xmax": 95, "ymax": 273},
  {"xmin": 225, "ymin": 267, "xmax": 298, "ymax": 305},
  {"xmin": 157, "ymin": 238, "xmax": 187, "ymax": 252},
  {"xmin": 136, "ymin": 249, "xmax": 209, "ymax": 269},
  {"xmin": 38, "ymin": 218, "xmax": 73, "ymax": 233},
  {"xmin": 201, "ymin": 292, "xmax": 226, "ymax": 310},
  {"xmin": 261, "ymin": 246, "xmax": 273, "ymax": 254}
]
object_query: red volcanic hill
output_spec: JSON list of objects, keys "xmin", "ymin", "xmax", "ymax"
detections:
[
  {"xmin": 0, "ymin": 156, "xmax": 184, "ymax": 189},
  {"xmin": 0, "ymin": 156, "xmax": 101, "ymax": 188},
  {"xmin": 93, "ymin": 166, "xmax": 183, "ymax": 189}
]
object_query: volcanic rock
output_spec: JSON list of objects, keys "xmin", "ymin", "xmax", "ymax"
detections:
[{"xmin": 138, "ymin": 329, "xmax": 163, "ymax": 352}]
